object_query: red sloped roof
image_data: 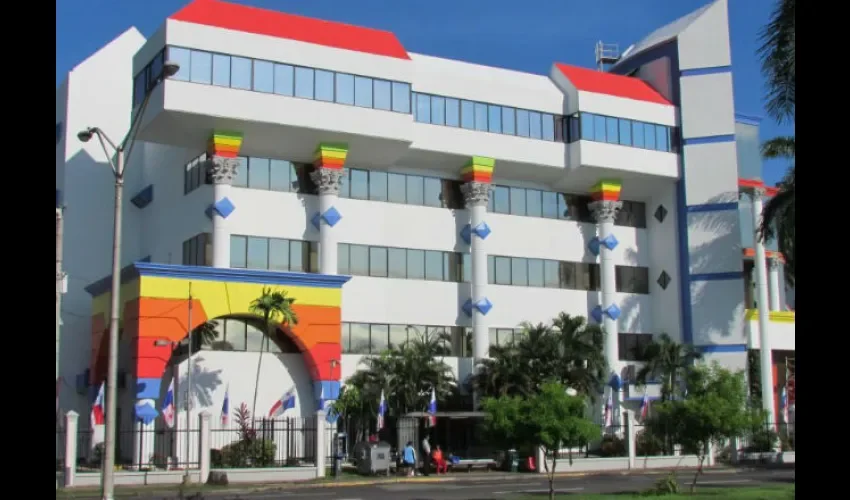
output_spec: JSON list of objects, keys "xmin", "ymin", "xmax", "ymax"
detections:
[
  {"xmin": 169, "ymin": 0, "xmax": 410, "ymax": 60},
  {"xmin": 554, "ymin": 63, "xmax": 671, "ymax": 105}
]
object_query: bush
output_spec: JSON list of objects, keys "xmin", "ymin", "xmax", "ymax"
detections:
[
  {"xmin": 745, "ymin": 427, "xmax": 778, "ymax": 453},
  {"xmin": 219, "ymin": 438, "xmax": 277, "ymax": 468},
  {"xmin": 598, "ymin": 434, "xmax": 627, "ymax": 457},
  {"xmin": 645, "ymin": 472, "xmax": 679, "ymax": 496},
  {"xmin": 636, "ymin": 429, "xmax": 666, "ymax": 457}
]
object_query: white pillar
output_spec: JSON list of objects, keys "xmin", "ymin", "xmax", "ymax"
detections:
[
  {"xmin": 208, "ymin": 157, "xmax": 240, "ymax": 268},
  {"xmin": 64, "ymin": 410, "xmax": 79, "ymax": 487},
  {"xmin": 589, "ymin": 200, "xmax": 624, "ymax": 419},
  {"xmin": 315, "ymin": 410, "xmax": 327, "ymax": 478},
  {"xmin": 751, "ymin": 190, "xmax": 776, "ymax": 424},
  {"xmin": 310, "ymin": 168, "xmax": 344, "ymax": 275},
  {"xmin": 132, "ymin": 419, "xmax": 156, "ymax": 470},
  {"xmin": 768, "ymin": 258, "xmax": 782, "ymax": 312},
  {"xmin": 626, "ymin": 411, "xmax": 636, "ymax": 469},
  {"xmin": 199, "ymin": 411, "xmax": 211, "ymax": 484},
  {"xmin": 461, "ymin": 182, "xmax": 492, "ymax": 364}
]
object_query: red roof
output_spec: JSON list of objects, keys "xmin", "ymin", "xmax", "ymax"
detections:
[
  {"xmin": 169, "ymin": 0, "xmax": 410, "ymax": 60},
  {"xmin": 554, "ymin": 63, "xmax": 671, "ymax": 105}
]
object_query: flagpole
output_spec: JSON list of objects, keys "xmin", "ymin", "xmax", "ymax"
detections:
[{"xmin": 184, "ymin": 282, "xmax": 193, "ymax": 481}]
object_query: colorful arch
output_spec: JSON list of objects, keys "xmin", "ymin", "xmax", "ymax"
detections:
[{"xmin": 85, "ymin": 263, "xmax": 349, "ymax": 423}]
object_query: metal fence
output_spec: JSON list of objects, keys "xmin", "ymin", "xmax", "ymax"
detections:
[
  {"xmin": 210, "ymin": 417, "xmax": 318, "ymax": 468},
  {"xmin": 737, "ymin": 422, "xmax": 795, "ymax": 452}
]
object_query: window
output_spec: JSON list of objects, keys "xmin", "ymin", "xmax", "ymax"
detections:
[
  {"xmin": 374, "ymin": 79, "xmax": 392, "ymax": 111},
  {"xmin": 336, "ymin": 73, "xmax": 354, "ymax": 105},
  {"xmin": 230, "ymin": 236, "xmax": 318, "ymax": 272},
  {"xmin": 252, "ymin": 60, "xmax": 274, "ymax": 93},
  {"xmin": 348, "ymin": 169, "xmax": 368, "ymax": 199},
  {"xmin": 201, "ymin": 318, "xmax": 291, "ymax": 353},
  {"xmin": 182, "ymin": 233, "xmax": 211, "ymax": 266},
  {"xmin": 616, "ymin": 266, "xmax": 650, "ymax": 294},
  {"xmin": 212, "ymin": 54, "xmax": 231, "ymax": 87},
  {"xmin": 391, "ymin": 82, "xmax": 411, "ymax": 113},
  {"xmin": 189, "ymin": 50, "xmax": 212, "ymax": 84},
  {"xmin": 354, "ymin": 76, "xmax": 373, "ymax": 108},
  {"xmin": 571, "ymin": 112, "xmax": 675, "ymax": 152},
  {"xmin": 183, "ymin": 152, "xmax": 209, "ymax": 194},
  {"xmin": 314, "ymin": 70, "xmax": 334, "ymax": 102},
  {"xmin": 369, "ymin": 247, "xmax": 388, "ymax": 278},
  {"xmin": 247, "ymin": 157, "xmax": 270, "ymax": 190},
  {"xmin": 294, "ymin": 67, "xmax": 314, "ymax": 99},
  {"xmin": 342, "ymin": 322, "xmax": 472, "ymax": 356},
  {"xmin": 231, "ymin": 57, "xmax": 252, "ymax": 90},
  {"xmin": 274, "ymin": 64, "xmax": 294, "ymax": 96},
  {"xmin": 619, "ymin": 333, "xmax": 653, "ymax": 362},
  {"xmin": 486, "ymin": 253, "xmax": 648, "ymax": 294},
  {"xmin": 445, "ymin": 98, "xmax": 460, "ymax": 127}
]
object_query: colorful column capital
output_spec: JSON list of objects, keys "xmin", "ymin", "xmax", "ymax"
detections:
[
  {"xmin": 314, "ymin": 143, "xmax": 349, "ymax": 171},
  {"xmin": 207, "ymin": 131, "xmax": 244, "ymax": 159},
  {"xmin": 590, "ymin": 179, "xmax": 622, "ymax": 202},
  {"xmin": 460, "ymin": 156, "xmax": 496, "ymax": 184}
]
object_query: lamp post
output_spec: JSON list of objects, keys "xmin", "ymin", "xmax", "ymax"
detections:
[{"xmin": 78, "ymin": 60, "xmax": 179, "ymax": 500}]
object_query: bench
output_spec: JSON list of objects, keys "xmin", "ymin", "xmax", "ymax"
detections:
[{"xmin": 449, "ymin": 458, "xmax": 498, "ymax": 472}]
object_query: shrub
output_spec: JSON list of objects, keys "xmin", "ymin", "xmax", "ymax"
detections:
[
  {"xmin": 636, "ymin": 429, "xmax": 666, "ymax": 457},
  {"xmin": 647, "ymin": 472, "xmax": 679, "ymax": 496},
  {"xmin": 598, "ymin": 434, "xmax": 627, "ymax": 457},
  {"xmin": 745, "ymin": 427, "xmax": 778, "ymax": 453},
  {"xmin": 219, "ymin": 438, "xmax": 277, "ymax": 468}
]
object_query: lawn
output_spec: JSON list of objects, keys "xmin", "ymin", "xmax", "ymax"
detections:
[{"xmin": 514, "ymin": 485, "xmax": 794, "ymax": 499}]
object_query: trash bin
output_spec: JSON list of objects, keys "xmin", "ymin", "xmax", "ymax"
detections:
[{"xmin": 355, "ymin": 441, "xmax": 393, "ymax": 476}]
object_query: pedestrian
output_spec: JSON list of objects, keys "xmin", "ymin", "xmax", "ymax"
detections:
[
  {"xmin": 402, "ymin": 441, "xmax": 416, "ymax": 477},
  {"xmin": 432, "ymin": 445, "xmax": 448, "ymax": 474},
  {"xmin": 421, "ymin": 433, "xmax": 431, "ymax": 476}
]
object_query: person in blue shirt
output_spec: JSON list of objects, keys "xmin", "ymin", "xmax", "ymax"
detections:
[{"xmin": 402, "ymin": 441, "xmax": 416, "ymax": 476}]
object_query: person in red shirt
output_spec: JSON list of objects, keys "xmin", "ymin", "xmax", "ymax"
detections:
[{"xmin": 432, "ymin": 445, "xmax": 448, "ymax": 474}]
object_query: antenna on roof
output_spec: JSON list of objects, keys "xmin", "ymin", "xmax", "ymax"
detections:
[{"xmin": 595, "ymin": 41, "xmax": 620, "ymax": 71}]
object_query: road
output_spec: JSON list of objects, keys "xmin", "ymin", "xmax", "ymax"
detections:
[{"xmin": 201, "ymin": 468, "xmax": 793, "ymax": 500}]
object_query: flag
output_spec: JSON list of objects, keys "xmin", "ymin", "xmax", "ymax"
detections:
[
  {"xmin": 427, "ymin": 388, "xmax": 437, "ymax": 427},
  {"xmin": 640, "ymin": 392, "xmax": 650, "ymax": 421},
  {"xmin": 269, "ymin": 388, "xmax": 296, "ymax": 418},
  {"xmin": 377, "ymin": 390, "xmax": 387, "ymax": 431},
  {"xmin": 779, "ymin": 386, "xmax": 788, "ymax": 424},
  {"xmin": 603, "ymin": 393, "xmax": 613, "ymax": 427},
  {"xmin": 162, "ymin": 379, "xmax": 175, "ymax": 429},
  {"xmin": 91, "ymin": 382, "xmax": 105, "ymax": 428},
  {"xmin": 220, "ymin": 384, "xmax": 230, "ymax": 426}
]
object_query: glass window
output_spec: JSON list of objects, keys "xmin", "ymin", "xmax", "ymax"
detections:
[
  {"xmin": 354, "ymin": 76, "xmax": 373, "ymax": 108},
  {"xmin": 511, "ymin": 257, "xmax": 528, "ymax": 286},
  {"xmin": 269, "ymin": 238, "xmax": 290, "ymax": 271},
  {"xmin": 488, "ymin": 256, "xmax": 495, "ymax": 285},
  {"xmin": 445, "ymin": 98, "xmax": 460, "ymax": 127},
  {"xmin": 335, "ymin": 73, "xmax": 354, "ymax": 105},
  {"xmin": 232, "ymin": 156, "xmax": 248, "ymax": 187},
  {"xmin": 474, "ymin": 103, "xmax": 488, "ymax": 131},
  {"xmin": 542, "ymin": 114, "xmax": 555, "ymax": 141},
  {"xmin": 248, "ymin": 157, "xmax": 270, "ymax": 190},
  {"xmin": 430, "ymin": 96, "xmax": 446, "ymax": 125},
  {"xmin": 644, "ymin": 123, "xmax": 656, "ymax": 149},
  {"xmin": 406, "ymin": 175, "xmax": 424, "ymax": 205},
  {"xmin": 369, "ymin": 171, "xmax": 388, "ymax": 202},
  {"xmin": 369, "ymin": 247, "xmax": 388, "ymax": 277},
  {"xmin": 289, "ymin": 240, "xmax": 305, "ymax": 272},
  {"xmin": 510, "ymin": 187, "xmax": 527, "ymax": 216},
  {"xmin": 488, "ymin": 105, "xmax": 502, "ymax": 133},
  {"xmin": 269, "ymin": 160, "xmax": 293, "ymax": 192},
  {"xmin": 594, "ymin": 115, "xmax": 607, "ymax": 142},
  {"xmin": 389, "ymin": 325, "xmax": 408, "ymax": 349},
  {"xmin": 407, "ymin": 249, "xmax": 425, "ymax": 280},
  {"xmin": 425, "ymin": 250, "xmax": 444, "ymax": 281},
  {"xmin": 349, "ymin": 169, "xmax": 369, "ymax": 199},
  {"xmin": 373, "ymin": 79, "xmax": 391, "ymax": 110},
  {"xmin": 526, "ymin": 189, "xmax": 542, "ymax": 217},
  {"xmin": 462, "ymin": 253, "xmax": 471, "ymax": 283},
  {"xmin": 415, "ymin": 93, "xmax": 431, "ymax": 123},
  {"xmin": 489, "ymin": 328, "xmax": 499, "ymax": 347},
  {"xmin": 516, "ymin": 109, "xmax": 530, "ymax": 137},
  {"xmin": 245, "ymin": 322, "xmax": 265, "ymax": 352},
  {"xmin": 557, "ymin": 193, "xmax": 570, "ymax": 220},
  {"xmin": 187, "ymin": 50, "xmax": 212, "ymax": 84},
  {"xmin": 618, "ymin": 119, "xmax": 632, "ymax": 146},
  {"xmin": 502, "ymin": 107, "xmax": 516, "ymax": 135},
  {"xmin": 225, "ymin": 319, "xmax": 247, "ymax": 351},
  {"xmin": 528, "ymin": 111, "xmax": 542, "ymax": 139},
  {"xmin": 314, "ymin": 69, "xmax": 334, "ymax": 102},
  {"xmin": 252, "ymin": 60, "xmax": 274, "ymax": 93},
  {"xmin": 561, "ymin": 262, "xmax": 578, "ymax": 289},
  {"xmin": 460, "ymin": 100, "xmax": 475, "ymax": 129},
  {"xmin": 349, "ymin": 244, "xmax": 369, "ymax": 276},
  {"xmin": 495, "ymin": 257, "xmax": 511, "ymax": 285},
  {"xmin": 391, "ymin": 82, "xmax": 411, "ymax": 113},
  {"xmin": 632, "ymin": 121, "xmax": 645, "ymax": 148},
  {"xmin": 605, "ymin": 117, "xmax": 619, "ymax": 144},
  {"xmin": 388, "ymin": 248, "xmax": 406, "ymax": 278},
  {"xmin": 543, "ymin": 260, "xmax": 559, "ymax": 288},
  {"xmin": 656, "ymin": 125, "xmax": 669, "ymax": 152},
  {"xmin": 230, "ymin": 57, "xmax": 252, "ymax": 90},
  {"xmin": 349, "ymin": 323, "xmax": 371, "ymax": 354},
  {"xmin": 230, "ymin": 236, "xmax": 247, "ymax": 268},
  {"xmin": 528, "ymin": 259, "xmax": 544, "ymax": 287},
  {"xmin": 371, "ymin": 324, "xmax": 389, "ymax": 353},
  {"xmin": 542, "ymin": 191, "xmax": 558, "ymax": 219},
  {"xmin": 211, "ymin": 54, "xmax": 231, "ymax": 87},
  {"xmin": 387, "ymin": 173, "xmax": 406, "ymax": 203},
  {"xmin": 246, "ymin": 237, "xmax": 268, "ymax": 269},
  {"xmin": 309, "ymin": 242, "xmax": 318, "ymax": 271},
  {"xmin": 444, "ymin": 252, "xmax": 461, "ymax": 282},
  {"xmin": 580, "ymin": 113, "xmax": 594, "ymax": 140},
  {"xmin": 168, "ymin": 47, "xmax": 191, "ymax": 82},
  {"xmin": 338, "ymin": 243, "xmax": 349, "ymax": 274},
  {"xmin": 492, "ymin": 185, "xmax": 510, "ymax": 214},
  {"xmin": 273, "ymin": 64, "xmax": 294, "ymax": 96},
  {"xmin": 424, "ymin": 177, "xmax": 442, "ymax": 207},
  {"xmin": 294, "ymin": 67, "xmax": 315, "ymax": 99}
]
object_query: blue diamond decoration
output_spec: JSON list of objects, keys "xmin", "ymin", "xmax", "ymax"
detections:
[
  {"xmin": 588, "ymin": 237, "xmax": 601, "ymax": 256},
  {"xmin": 311, "ymin": 212, "xmax": 322, "ymax": 230},
  {"xmin": 472, "ymin": 222, "xmax": 492, "ymax": 240},
  {"xmin": 604, "ymin": 304, "xmax": 621, "ymax": 321},
  {"xmin": 321, "ymin": 206, "xmax": 342, "ymax": 227},
  {"xmin": 591, "ymin": 305, "xmax": 604, "ymax": 324},
  {"xmin": 460, "ymin": 225, "xmax": 472, "ymax": 245},
  {"xmin": 600, "ymin": 234, "xmax": 619, "ymax": 250},
  {"xmin": 609, "ymin": 374, "xmax": 622, "ymax": 391},
  {"xmin": 204, "ymin": 205, "xmax": 215, "ymax": 219},
  {"xmin": 134, "ymin": 402, "xmax": 158, "ymax": 425},
  {"xmin": 462, "ymin": 299, "xmax": 474, "ymax": 317},
  {"xmin": 474, "ymin": 297, "xmax": 493, "ymax": 315},
  {"xmin": 213, "ymin": 197, "xmax": 235, "ymax": 219}
]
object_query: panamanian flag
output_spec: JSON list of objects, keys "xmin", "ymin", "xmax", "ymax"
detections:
[
  {"xmin": 161, "ymin": 379, "xmax": 175, "ymax": 428},
  {"xmin": 269, "ymin": 388, "xmax": 296, "ymax": 418},
  {"xmin": 427, "ymin": 388, "xmax": 437, "ymax": 427},
  {"xmin": 377, "ymin": 390, "xmax": 387, "ymax": 431},
  {"xmin": 640, "ymin": 392, "xmax": 650, "ymax": 422},
  {"xmin": 220, "ymin": 384, "xmax": 230, "ymax": 426}
]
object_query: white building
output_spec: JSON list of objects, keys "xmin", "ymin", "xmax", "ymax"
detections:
[{"xmin": 56, "ymin": 0, "xmax": 794, "ymax": 462}]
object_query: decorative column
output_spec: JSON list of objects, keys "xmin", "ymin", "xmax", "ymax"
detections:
[
  {"xmin": 768, "ymin": 257, "xmax": 782, "ymax": 312},
  {"xmin": 206, "ymin": 131, "xmax": 243, "ymax": 268},
  {"xmin": 749, "ymin": 188, "xmax": 776, "ymax": 424},
  {"xmin": 310, "ymin": 143, "xmax": 347, "ymax": 275},
  {"xmin": 459, "ymin": 157, "xmax": 495, "ymax": 368},
  {"xmin": 588, "ymin": 179, "xmax": 624, "ymax": 426}
]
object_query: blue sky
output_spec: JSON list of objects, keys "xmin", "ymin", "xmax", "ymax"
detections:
[{"xmin": 56, "ymin": 0, "xmax": 794, "ymax": 186}]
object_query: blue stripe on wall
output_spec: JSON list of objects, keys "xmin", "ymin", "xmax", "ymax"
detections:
[
  {"xmin": 682, "ymin": 135, "xmax": 736, "ymax": 146},
  {"xmin": 734, "ymin": 113, "xmax": 762, "ymax": 126},
  {"xmin": 686, "ymin": 202, "xmax": 738, "ymax": 213},
  {"xmin": 689, "ymin": 272, "xmax": 744, "ymax": 282},
  {"xmin": 680, "ymin": 66, "xmax": 732, "ymax": 77},
  {"xmin": 698, "ymin": 344, "xmax": 748, "ymax": 353}
]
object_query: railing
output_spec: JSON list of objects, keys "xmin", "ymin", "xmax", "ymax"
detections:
[{"xmin": 210, "ymin": 417, "xmax": 318, "ymax": 468}]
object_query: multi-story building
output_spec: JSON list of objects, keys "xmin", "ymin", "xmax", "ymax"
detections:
[{"xmin": 56, "ymin": 0, "xmax": 794, "ymax": 463}]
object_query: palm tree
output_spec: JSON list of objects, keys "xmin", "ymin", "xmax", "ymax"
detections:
[
  {"xmin": 758, "ymin": 140, "xmax": 795, "ymax": 286},
  {"xmin": 515, "ymin": 322, "xmax": 561, "ymax": 389},
  {"xmin": 635, "ymin": 333, "xmax": 702, "ymax": 402},
  {"xmin": 552, "ymin": 313, "xmax": 606, "ymax": 397},
  {"xmin": 248, "ymin": 287, "xmax": 298, "ymax": 418},
  {"xmin": 471, "ymin": 343, "xmax": 533, "ymax": 398}
]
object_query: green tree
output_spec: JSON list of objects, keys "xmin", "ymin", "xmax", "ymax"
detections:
[
  {"xmin": 648, "ymin": 363, "xmax": 762, "ymax": 493},
  {"xmin": 483, "ymin": 382, "xmax": 598, "ymax": 500},
  {"xmin": 758, "ymin": 144, "xmax": 795, "ymax": 286},
  {"xmin": 552, "ymin": 313, "xmax": 606, "ymax": 397},
  {"xmin": 248, "ymin": 287, "xmax": 298, "ymax": 418},
  {"xmin": 635, "ymin": 333, "xmax": 702, "ymax": 402}
]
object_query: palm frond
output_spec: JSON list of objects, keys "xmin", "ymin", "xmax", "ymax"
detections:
[
  {"xmin": 760, "ymin": 136, "xmax": 795, "ymax": 160},
  {"xmin": 757, "ymin": 0, "xmax": 795, "ymax": 123}
]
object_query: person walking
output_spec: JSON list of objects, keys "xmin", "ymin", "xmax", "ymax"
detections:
[
  {"xmin": 421, "ymin": 433, "xmax": 432, "ymax": 476},
  {"xmin": 402, "ymin": 441, "xmax": 416, "ymax": 477}
]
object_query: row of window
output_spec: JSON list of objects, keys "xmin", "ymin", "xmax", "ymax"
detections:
[
  {"xmin": 162, "ymin": 46, "xmax": 412, "ymax": 113},
  {"xmin": 338, "ymin": 243, "xmax": 464, "ymax": 282},
  {"xmin": 200, "ymin": 318, "xmax": 291, "ymax": 354},
  {"xmin": 413, "ymin": 92, "xmax": 561, "ymax": 142},
  {"xmin": 576, "ymin": 113, "xmax": 675, "ymax": 153},
  {"xmin": 230, "ymin": 236, "xmax": 319, "ymax": 273},
  {"xmin": 182, "ymin": 233, "xmax": 212, "ymax": 267},
  {"xmin": 133, "ymin": 48, "xmax": 168, "ymax": 109}
]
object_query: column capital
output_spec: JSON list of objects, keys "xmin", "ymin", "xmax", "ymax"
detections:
[
  {"xmin": 751, "ymin": 187, "xmax": 767, "ymax": 198},
  {"xmin": 206, "ymin": 156, "xmax": 240, "ymax": 185},
  {"xmin": 588, "ymin": 200, "xmax": 623, "ymax": 223},
  {"xmin": 310, "ymin": 168, "xmax": 345, "ymax": 196},
  {"xmin": 461, "ymin": 182, "xmax": 491, "ymax": 207},
  {"xmin": 768, "ymin": 256, "xmax": 783, "ymax": 269}
]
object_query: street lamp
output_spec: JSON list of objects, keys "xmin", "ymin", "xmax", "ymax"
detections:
[{"xmin": 79, "ymin": 59, "xmax": 179, "ymax": 500}]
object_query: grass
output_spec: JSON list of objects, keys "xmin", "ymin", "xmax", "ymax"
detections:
[{"xmin": 514, "ymin": 485, "xmax": 794, "ymax": 499}]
